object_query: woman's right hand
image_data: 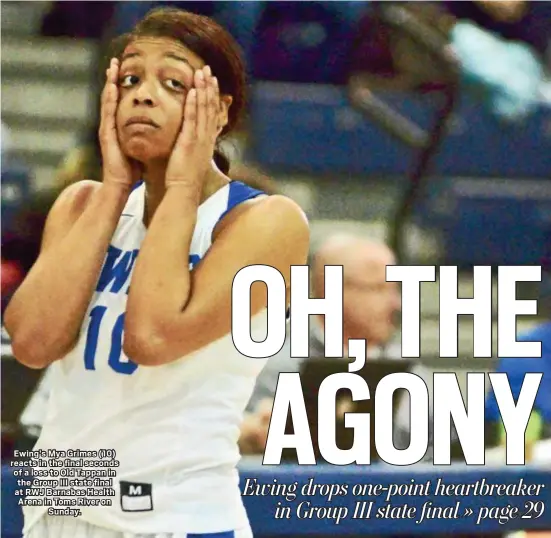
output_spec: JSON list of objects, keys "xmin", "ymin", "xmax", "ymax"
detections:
[{"xmin": 99, "ymin": 58, "xmax": 141, "ymax": 189}]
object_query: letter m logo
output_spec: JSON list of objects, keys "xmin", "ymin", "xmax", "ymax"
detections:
[{"xmin": 129, "ymin": 485, "xmax": 142, "ymax": 496}]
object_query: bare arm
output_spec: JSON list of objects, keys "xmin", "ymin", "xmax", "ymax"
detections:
[
  {"xmin": 4, "ymin": 181, "xmax": 130, "ymax": 369},
  {"xmin": 124, "ymin": 193, "xmax": 309, "ymax": 365},
  {"xmin": 4, "ymin": 57, "xmax": 140, "ymax": 369},
  {"xmin": 123, "ymin": 65, "xmax": 309, "ymax": 364}
]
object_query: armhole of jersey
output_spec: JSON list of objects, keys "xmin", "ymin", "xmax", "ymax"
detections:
[
  {"xmin": 209, "ymin": 181, "xmax": 267, "ymax": 242},
  {"xmin": 219, "ymin": 181, "xmax": 266, "ymax": 222},
  {"xmin": 131, "ymin": 180, "xmax": 144, "ymax": 192}
]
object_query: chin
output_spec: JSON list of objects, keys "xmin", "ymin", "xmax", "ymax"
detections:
[{"xmin": 123, "ymin": 139, "xmax": 168, "ymax": 163}]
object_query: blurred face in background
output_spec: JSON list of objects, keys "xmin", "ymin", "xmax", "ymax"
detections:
[
  {"xmin": 116, "ymin": 37, "xmax": 204, "ymax": 163},
  {"xmin": 342, "ymin": 249, "xmax": 401, "ymax": 346}
]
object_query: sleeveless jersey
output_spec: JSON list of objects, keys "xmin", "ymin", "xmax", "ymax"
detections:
[{"xmin": 23, "ymin": 180, "xmax": 269, "ymax": 534}]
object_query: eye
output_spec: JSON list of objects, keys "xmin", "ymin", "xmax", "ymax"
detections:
[
  {"xmin": 165, "ymin": 79, "xmax": 185, "ymax": 91},
  {"xmin": 119, "ymin": 74, "xmax": 139, "ymax": 88}
]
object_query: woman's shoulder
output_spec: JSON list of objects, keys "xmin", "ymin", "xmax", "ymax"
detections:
[
  {"xmin": 55, "ymin": 179, "xmax": 102, "ymax": 202},
  {"xmin": 48, "ymin": 179, "xmax": 102, "ymax": 221},
  {"xmin": 212, "ymin": 190, "xmax": 309, "ymax": 259},
  {"xmin": 227, "ymin": 191, "xmax": 308, "ymax": 233},
  {"xmin": 258, "ymin": 192, "xmax": 308, "ymax": 221}
]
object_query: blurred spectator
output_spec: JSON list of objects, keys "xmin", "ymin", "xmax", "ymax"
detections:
[
  {"xmin": 444, "ymin": 1, "xmax": 551, "ymax": 64},
  {"xmin": 348, "ymin": 2, "xmax": 455, "ymax": 94},
  {"xmin": 348, "ymin": 1, "xmax": 547, "ymax": 122},
  {"xmin": 252, "ymin": 1, "xmax": 361, "ymax": 85},
  {"xmin": 239, "ymin": 234, "xmax": 402, "ymax": 454}
]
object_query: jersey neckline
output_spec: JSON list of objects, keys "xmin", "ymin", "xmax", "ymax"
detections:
[{"xmin": 132, "ymin": 179, "xmax": 238, "ymax": 231}]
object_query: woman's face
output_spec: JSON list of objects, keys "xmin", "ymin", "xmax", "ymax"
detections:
[{"xmin": 115, "ymin": 37, "xmax": 204, "ymax": 164}]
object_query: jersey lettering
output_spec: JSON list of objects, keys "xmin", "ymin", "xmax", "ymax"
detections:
[
  {"xmin": 86, "ymin": 244, "xmax": 203, "ymax": 375},
  {"xmin": 96, "ymin": 246, "xmax": 139, "ymax": 294},
  {"xmin": 84, "ymin": 306, "xmax": 138, "ymax": 375},
  {"xmin": 97, "ymin": 247, "xmax": 201, "ymax": 295}
]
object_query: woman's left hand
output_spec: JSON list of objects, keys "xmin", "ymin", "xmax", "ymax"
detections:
[{"xmin": 165, "ymin": 65, "xmax": 220, "ymax": 193}]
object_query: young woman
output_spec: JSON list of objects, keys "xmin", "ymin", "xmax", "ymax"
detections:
[{"xmin": 5, "ymin": 8, "xmax": 309, "ymax": 538}]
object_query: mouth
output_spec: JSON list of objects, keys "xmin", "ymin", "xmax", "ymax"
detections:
[{"xmin": 125, "ymin": 117, "xmax": 159, "ymax": 128}]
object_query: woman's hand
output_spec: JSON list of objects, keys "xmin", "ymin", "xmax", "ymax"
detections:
[
  {"xmin": 165, "ymin": 65, "xmax": 220, "ymax": 194},
  {"xmin": 99, "ymin": 58, "xmax": 142, "ymax": 189}
]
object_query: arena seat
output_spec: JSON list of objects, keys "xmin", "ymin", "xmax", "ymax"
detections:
[
  {"xmin": 414, "ymin": 177, "xmax": 551, "ymax": 266},
  {"xmin": 433, "ymin": 98, "xmax": 551, "ymax": 179},
  {"xmin": 248, "ymin": 81, "xmax": 550, "ymax": 178},
  {"xmin": 246, "ymin": 82, "xmax": 432, "ymax": 176}
]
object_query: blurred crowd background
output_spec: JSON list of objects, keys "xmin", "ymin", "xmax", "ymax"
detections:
[{"xmin": 1, "ymin": 1, "xmax": 551, "ymax": 537}]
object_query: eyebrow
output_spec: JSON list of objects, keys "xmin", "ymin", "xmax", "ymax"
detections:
[
  {"xmin": 121, "ymin": 51, "xmax": 141, "ymax": 62},
  {"xmin": 164, "ymin": 52, "xmax": 193, "ymax": 67},
  {"xmin": 121, "ymin": 51, "xmax": 194, "ymax": 69}
]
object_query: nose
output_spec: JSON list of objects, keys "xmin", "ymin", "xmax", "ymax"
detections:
[{"xmin": 132, "ymin": 80, "xmax": 156, "ymax": 107}]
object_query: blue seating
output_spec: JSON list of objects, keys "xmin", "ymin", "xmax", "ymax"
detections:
[
  {"xmin": 247, "ymin": 82, "xmax": 443, "ymax": 176},
  {"xmin": 416, "ymin": 177, "xmax": 551, "ymax": 265},
  {"xmin": 434, "ymin": 96, "xmax": 551, "ymax": 178},
  {"xmin": 247, "ymin": 81, "xmax": 551, "ymax": 178}
]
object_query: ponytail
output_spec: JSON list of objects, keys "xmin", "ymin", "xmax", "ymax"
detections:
[{"xmin": 213, "ymin": 143, "xmax": 231, "ymax": 175}]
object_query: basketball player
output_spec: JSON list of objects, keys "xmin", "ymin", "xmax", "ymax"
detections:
[{"xmin": 4, "ymin": 8, "xmax": 309, "ymax": 538}]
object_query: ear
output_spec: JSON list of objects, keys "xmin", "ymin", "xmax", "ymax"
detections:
[{"xmin": 216, "ymin": 95, "xmax": 233, "ymax": 136}]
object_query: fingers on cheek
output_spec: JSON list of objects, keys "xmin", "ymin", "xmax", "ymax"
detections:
[
  {"xmin": 209, "ymin": 90, "xmax": 217, "ymax": 124},
  {"xmin": 186, "ymin": 89, "xmax": 197, "ymax": 115},
  {"xmin": 186, "ymin": 90, "xmax": 197, "ymax": 122},
  {"xmin": 108, "ymin": 90, "xmax": 116, "ymax": 111},
  {"xmin": 199, "ymin": 87, "xmax": 207, "ymax": 109},
  {"xmin": 213, "ymin": 77, "xmax": 219, "ymax": 107}
]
